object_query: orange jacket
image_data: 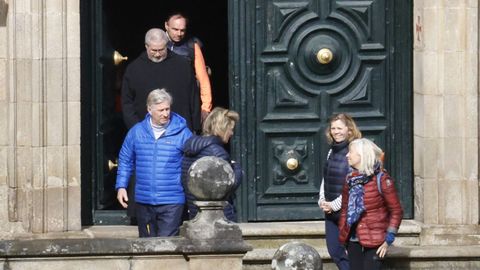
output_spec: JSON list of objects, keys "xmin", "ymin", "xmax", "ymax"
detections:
[{"xmin": 193, "ymin": 43, "xmax": 212, "ymax": 112}]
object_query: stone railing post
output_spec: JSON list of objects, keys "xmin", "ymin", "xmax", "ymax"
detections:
[
  {"xmin": 271, "ymin": 242, "xmax": 323, "ymax": 270},
  {"xmin": 179, "ymin": 156, "xmax": 251, "ymax": 270}
]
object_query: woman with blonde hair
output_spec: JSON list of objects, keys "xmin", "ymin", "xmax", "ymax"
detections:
[
  {"xmin": 338, "ymin": 138, "xmax": 403, "ymax": 270},
  {"xmin": 319, "ymin": 113, "xmax": 362, "ymax": 270},
  {"xmin": 181, "ymin": 107, "xmax": 242, "ymax": 221}
]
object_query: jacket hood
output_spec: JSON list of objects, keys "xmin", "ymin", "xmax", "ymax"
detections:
[
  {"xmin": 183, "ymin": 135, "xmax": 223, "ymax": 157},
  {"xmin": 141, "ymin": 112, "xmax": 189, "ymax": 137}
]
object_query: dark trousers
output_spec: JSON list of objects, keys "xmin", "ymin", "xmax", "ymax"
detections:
[
  {"xmin": 135, "ymin": 203, "xmax": 184, "ymax": 237},
  {"xmin": 347, "ymin": 241, "xmax": 382, "ymax": 270},
  {"xmin": 325, "ymin": 219, "xmax": 349, "ymax": 270}
]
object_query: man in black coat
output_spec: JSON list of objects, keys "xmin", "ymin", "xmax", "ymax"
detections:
[
  {"xmin": 120, "ymin": 28, "xmax": 200, "ymax": 223},
  {"xmin": 122, "ymin": 28, "xmax": 200, "ymax": 132}
]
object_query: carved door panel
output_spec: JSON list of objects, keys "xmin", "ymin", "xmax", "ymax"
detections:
[{"xmin": 233, "ymin": 0, "xmax": 412, "ymax": 221}]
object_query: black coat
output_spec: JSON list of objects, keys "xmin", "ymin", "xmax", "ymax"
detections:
[
  {"xmin": 181, "ymin": 135, "xmax": 243, "ymax": 222},
  {"xmin": 121, "ymin": 51, "xmax": 201, "ymax": 131}
]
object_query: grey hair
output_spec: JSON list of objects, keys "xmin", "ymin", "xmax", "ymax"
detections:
[
  {"xmin": 348, "ymin": 138, "xmax": 383, "ymax": 176},
  {"xmin": 145, "ymin": 28, "xmax": 168, "ymax": 45},
  {"xmin": 146, "ymin": 89, "xmax": 172, "ymax": 107}
]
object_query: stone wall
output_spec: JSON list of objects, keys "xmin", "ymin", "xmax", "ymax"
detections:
[
  {"xmin": 413, "ymin": 0, "xmax": 479, "ymax": 226},
  {"xmin": 0, "ymin": 0, "xmax": 81, "ymax": 235}
]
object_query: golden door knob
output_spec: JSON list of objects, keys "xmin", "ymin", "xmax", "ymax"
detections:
[
  {"xmin": 113, "ymin": 50, "xmax": 128, "ymax": 66},
  {"xmin": 286, "ymin": 158, "xmax": 299, "ymax": 170},
  {"xmin": 316, "ymin": 48, "xmax": 333, "ymax": 64},
  {"xmin": 108, "ymin": 159, "xmax": 118, "ymax": 171}
]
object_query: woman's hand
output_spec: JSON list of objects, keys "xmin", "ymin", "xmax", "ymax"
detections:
[
  {"xmin": 376, "ymin": 241, "xmax": 389, "ymax": 258},
  {"xmin": 320, "ymin": 201, "xmax": 333, "ymax": 214}
]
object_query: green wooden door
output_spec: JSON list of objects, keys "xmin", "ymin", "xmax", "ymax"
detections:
[{"xmin": 231, "ymin": 0, "xmax": 413, "ymax": 221}]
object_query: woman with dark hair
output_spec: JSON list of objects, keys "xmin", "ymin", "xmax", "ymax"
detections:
[
  {"xmin": 181, "ymin": 107, "xmax": 242, "ymax": 221},
  {"xmin": 318, "ymin": 113, "xmax": 362, "ymax": 270}
]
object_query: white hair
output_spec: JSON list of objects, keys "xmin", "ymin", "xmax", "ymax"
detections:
[
  {"xmin": 146, "ymin": 88, "xmax": 172, "ymax": 107},
  {"xmin": 145, "ymin": 28, "xmax": 168, "ymax": 45},
  {"xmin": 349, "ymin": 138, "xmax": 383, "ymax": 176}
]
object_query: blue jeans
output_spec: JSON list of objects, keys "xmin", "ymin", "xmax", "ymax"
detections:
[
  {"xmin": 135, "ymin": 203, "xmax": 184, "ymax": 237},
  {"xmin": 325, "ymin": 219, "xmax": 349, "ymax": 270}
]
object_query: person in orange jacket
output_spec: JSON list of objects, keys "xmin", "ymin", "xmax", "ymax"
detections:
[{"xmin": 165, "ymin": 12, "xmax": 212, "ymax": 122}]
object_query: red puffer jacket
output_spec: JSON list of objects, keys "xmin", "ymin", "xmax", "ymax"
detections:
[{"xmin": 338, "ymin": 170, "xmax": 403, "ymax": 248}]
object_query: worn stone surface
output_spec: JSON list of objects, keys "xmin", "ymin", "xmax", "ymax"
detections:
[
  {"xmin": 187, "ymin": 156, "xmax": 235, "ymax": 200},
  {"xmin": 271, "ymin": 242, "xmax": 322, "ymax": 270},
  {"xmin": 188, "ymin": 254, "xmax": 244, "ymax": 270}
]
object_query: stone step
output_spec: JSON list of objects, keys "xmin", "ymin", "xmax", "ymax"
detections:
[
  {"xmin": 238, "ymin": 220, "xmax": 422, "ymax": 250},
  {"xmin": 239, "ymin": 220, "xmax": 480, "ymax": 270}
]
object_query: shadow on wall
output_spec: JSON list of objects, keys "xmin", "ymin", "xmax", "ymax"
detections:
[{"xmin": 0, "ymin": 0, "xmax": 7, "ymax": 26}]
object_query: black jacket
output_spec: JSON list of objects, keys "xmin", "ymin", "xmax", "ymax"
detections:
[
  {"xmin": 121, "ymin": 51, "xmax": 200, "ymax": 131},
  {"xmin": 181, "ymin": 135, "xmax": 243, "ymax": 222}
]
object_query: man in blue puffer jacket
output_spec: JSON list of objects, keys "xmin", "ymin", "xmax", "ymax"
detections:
[{"xmin": 116, "ymin": 89, "xmax": 192, "ymax": 237}]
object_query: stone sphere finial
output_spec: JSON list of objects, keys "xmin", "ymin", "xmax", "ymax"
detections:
[
  {"xmin": 187, "ymin": 156, "xmax": 235, "ymax": 200},
  {"xmin": 271, "ymin": 242, "xmax": 322, "ymax": 270}
]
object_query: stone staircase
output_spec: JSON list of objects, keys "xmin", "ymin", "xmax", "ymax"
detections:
[
  {"xmin": 20, "ymin": 221, "xmax": 480, "ymax": 269},
  {"xmin": 238, "ymin": 220, "xmax": 480, "ymax": 270}
]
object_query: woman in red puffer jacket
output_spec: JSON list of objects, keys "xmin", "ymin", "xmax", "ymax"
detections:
[{"xmin": 338, "ymin": 138, "xmax": 403, "ymax": 270}]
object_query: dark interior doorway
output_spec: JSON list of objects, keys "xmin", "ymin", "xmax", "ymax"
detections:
[
  {"xmin": 81, "ymin": 0, "xmax": 228, "ymax": 225},
  {"xmin": 104, "ymin": 0, "xmax": 229, "ymax": 108}
]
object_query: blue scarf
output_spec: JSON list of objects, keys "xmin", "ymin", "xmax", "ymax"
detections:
[{"xmin": 346, "ymin": 171, "xmax": 370, "ymax": 226}]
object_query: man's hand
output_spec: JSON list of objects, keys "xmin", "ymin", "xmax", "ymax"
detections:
[
  {"xmin": 117, "ymin": 188, "xmax": 129, "ymax": 208},
  {"xmin": 201, "ymin": 110, "xmax": 210, "ymax": 123}
]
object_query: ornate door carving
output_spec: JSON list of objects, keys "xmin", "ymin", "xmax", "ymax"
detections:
[{"xmin": 231, "ymin": 0, "xmax": 412, "ymax": 221}]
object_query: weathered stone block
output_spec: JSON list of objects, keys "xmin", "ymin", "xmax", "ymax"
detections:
[
  {"xmin": 443, "ymin": 8, "xmax": 466, "ymax": 52},
  {"xmin": 439, "ymin": 180, "xmax": 463, "ymax": 224},
  {"xmin": 67, "ymin": 59, "xmax": 80, "ymax": 101},
  {"xmin": 423, "ymin": 178, "xmax": 439, "ymax": 224},
  {"xmin": 45, "ymin": 59, "xmax": 64, "ymax": 102},
  {"xmin": 0, "ymin": 147, "xmax": 6, "ymax": 185},
  {"xmin": 67, "ymin": 185, "xmax": 81, "ymax": 231},
  {"xmin": 422, "ymin": 138, "xmax": 439, "ymax": 179},
  {"xmin": 44, "ymin": 13, "xmax": 64, "ymax": 59},
  {"xmin": 16, "ymin": 102, "xmax": 33, "ymax": 146},
  {"xmin": 466, "ymin": 8, "xmax": 478, "ymax": 52},
  {"xmin": 46, "ymin": 102, "xmax": 64, "ymax": 146},
  {"xmin": 32, "ymin": 187, "xmax": 44, "ymax": 233},
  {"xmin": 46, "ymin": 186, "xmax": 64, "ymax": 232},
  {"xmin": 5, "ymin": 258, "xmax": 130, "ymax": 270},
  {"xmin": 13, "ymin": 13, "xmax": 33, "ymax": 59},
  {"xmin": 442, "ymin": 138, "xmax": 462, "ymax": 179},
  {"xmin": 31, "ymin": 147, "xmax": 44, "ymax": 188},
  {"xmin": 67, "ymin": 102, "xmax": 80, "ymax": 145},
  {"xmin": 443, "ymin": 53, "xmax": 465, "ymax": 95},
  {"xmin": 0, "ymin": 102, "xmax": 7, "ymax": 146},
  {"xmin": 15, "ymin": 147, "xmax": 32, "ymax": 188},
  {"xmin": 46, "ymin": 146, "xmax": 65, "ymax": 182},
  {"xmin": 131, "ymin": 256, "xmax": 187, "ymax": 270},
  {"xmin": 0, "ymin": 59, "xmax": 6, "ymax": 101},
  {"xmin": 31, "ymin": 102, "xmax": 43, "ymax": 147},
  {"xmin": 188, "ymin": 255, "xmax": 244, "ymax": 270},
  {"xmin": 423, "ymin": 95, "xmax": 443, "ymax": 138},
  {"xmin": 422, "ymin": 7, "xmax": 441, "ymax": 52}
]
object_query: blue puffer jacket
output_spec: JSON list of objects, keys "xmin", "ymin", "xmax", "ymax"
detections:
[
  {"xmin": 181, "ymin": 135, "xmax": 243, "ymax": 222},
  {"xmin": 115, "ymin": 113, "xmax": 192, "ymax": 205}
]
